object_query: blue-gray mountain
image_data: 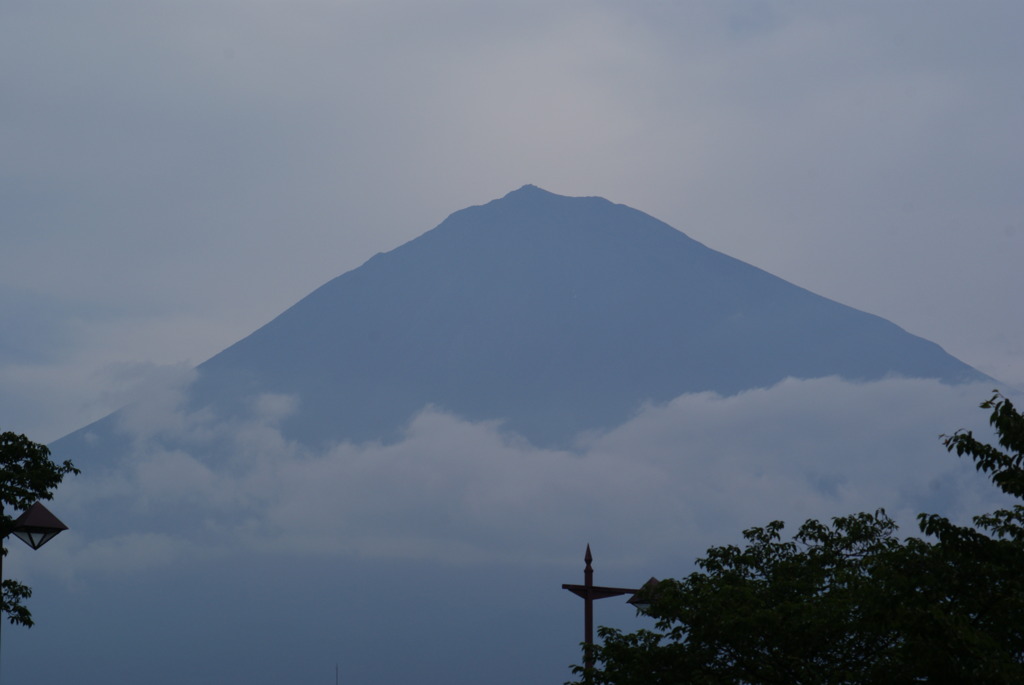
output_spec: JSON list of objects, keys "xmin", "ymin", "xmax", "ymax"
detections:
[
  {"xmin": 56, "ymin": 184, "xmax": 987, "ymax": 455},
  {"xmin": 30, "ymin": 186, "xmax": 999, "ymax": 685}
]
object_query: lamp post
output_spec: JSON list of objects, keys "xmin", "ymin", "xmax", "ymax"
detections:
[
  {"xmin": 562, "ymin": 545, "xmax": 657, "ymax": 683},
  {"xmin": 0, "ymin": 502, "xmax": 69, "ymax": 682}
]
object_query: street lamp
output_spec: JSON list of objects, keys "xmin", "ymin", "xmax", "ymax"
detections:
[
  {"xmin": 8, "ymin": 503, "xmax": 68, "ymax": 551},
  {"xmin": 0, "ymin": 502, "xmax": 69, "ymax": 682},
  {"xmin": 562, "ymin": 545, "xmax": 657, "ymax": 682}
]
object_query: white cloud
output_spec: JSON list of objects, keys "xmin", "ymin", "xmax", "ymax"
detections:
[
  {"xmin": 113, "ymin": 364, "xmax": 202, "ymax": 445},
  {"xmin": 47, "ymin": 377, "xmax": 1011, "ymax": 582}
]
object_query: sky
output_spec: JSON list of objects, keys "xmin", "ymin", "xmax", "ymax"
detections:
[
  {"xmin": 2, "ymin": 2, "xmax": 1024, "ymax": 683},
  {"xmin": 2, "ymin": 0, "xmax": 1023, "ymax": 445}
]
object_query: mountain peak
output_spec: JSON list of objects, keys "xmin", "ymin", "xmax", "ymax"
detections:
[
  {"xmin": 489, "ymin": 183, "xmax": 583, "ymax": 212},
  {"xmin": 507, "ymin": 183, "xmax": 547, "ymax": 195},
  {"xmin": 498, "ymin": 184, "xmax": 599, "ymax": 205}
]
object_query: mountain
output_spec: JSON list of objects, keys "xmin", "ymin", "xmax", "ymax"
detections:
[
  {"xmin": 33, "ymin": 185, "xmax": 1001, "ymax": 685},
  {"xmin": 57, "ymin": 184, "xmax": 986, "ymax": 456}
]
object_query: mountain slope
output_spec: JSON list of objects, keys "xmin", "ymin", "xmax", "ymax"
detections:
[
  {"xmin": 38, "ymin": 185, "xmax": 1000, "ymax": 685},
  {"xmin": 58, "ymin": 184, "xmax": 987, "ymax": 453}
]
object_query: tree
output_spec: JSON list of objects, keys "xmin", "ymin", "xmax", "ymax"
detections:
[
  {"xmin": 0, "ymin": 431, "xmax": 79, "ymax": 627},
  {"xmin": 573, "ymin": 393, "xmax": 1024, "ymax": 684}
]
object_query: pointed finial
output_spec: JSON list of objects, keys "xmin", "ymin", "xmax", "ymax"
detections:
[{"xmin": 585, "ymin": 544, "xmax": 592, "ymax": 563}]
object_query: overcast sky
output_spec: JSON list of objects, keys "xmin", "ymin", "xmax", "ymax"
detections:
[
  {"xmin": 2, "ymin": 0, "xmax": 1022, "ymax": 444},
  {"xmin": 4, "ymin": 3, "xmax": 1024, "ymax": 683}
]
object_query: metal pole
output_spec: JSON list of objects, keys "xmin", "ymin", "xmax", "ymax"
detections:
[
  {"xmin": 563, "ymin": 546, "xmax": 642, "ymax": 684},
  {"xmin": 1, "ymin": 551, "xmax": 3, "ymax": 685},
  {"xmin": 1, "ymin": 510, "xmax": 5, "ymax": 685},
  {"xmin": 583, "ymin": 545, "xmax": 594, "ymax": 673}
]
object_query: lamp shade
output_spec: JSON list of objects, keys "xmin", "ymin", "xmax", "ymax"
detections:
[
  {"xmin": 11, "ymin": 502, "xmax": 68, "ymax": 550},
  {"xmin": 627, "ymin": 577, "xmax": 661, "ymax": 612}
]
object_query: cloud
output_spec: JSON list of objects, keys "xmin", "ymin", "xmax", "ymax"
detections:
[
  {"xmin": 112, "ymin": 364, "xmax": 201, "ymax": 444},
  {"xmin": 45, "ymin": 376, "xmax": 1010, "ymax": 582}
]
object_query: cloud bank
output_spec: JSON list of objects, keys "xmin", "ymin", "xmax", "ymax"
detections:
[{"xmin": 26, "ymin": 375, "xmax": 1007, "ymax": 585}]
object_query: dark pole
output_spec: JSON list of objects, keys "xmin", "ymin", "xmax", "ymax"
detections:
[
  {"xmin": 1, "ymin": 506, "xmax": 6, "ymax": 685},
  {"xmin": 583, "ymin": 544, "xmax": 593, "ymax": 655},
  {"xmin": 563, "ymin": 545, "xmax": 641, "ymax": 683}
]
